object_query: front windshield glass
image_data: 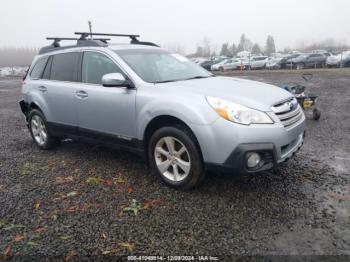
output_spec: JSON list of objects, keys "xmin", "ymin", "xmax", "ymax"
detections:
[{"xmin": 115, "ymin": 49, "xmax": 212, "ymax": 83}]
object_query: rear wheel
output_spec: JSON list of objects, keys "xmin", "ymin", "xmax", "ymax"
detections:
[
  {"xmin": 28, "ymin": 109, "xmax": 59, "ymax": 149},
  {"xmin": 148, "ymin": 126, "xmax": 204, "ymax": 190}
]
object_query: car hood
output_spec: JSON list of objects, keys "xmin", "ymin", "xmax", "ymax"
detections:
[{"xmin": 157, "ymin": 76, "xmax": 292, "ymax": 111}]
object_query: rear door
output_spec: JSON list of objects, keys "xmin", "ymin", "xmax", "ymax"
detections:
[
  {"xmin": 41, "ymin": 52, "xmax": 80, "ymax": 131},
  {"xmin": 76, "ymin": 51, "xmax": 137, "ymax": 145}
]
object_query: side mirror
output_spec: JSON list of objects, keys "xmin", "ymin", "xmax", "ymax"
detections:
[{"xmin": 102, "ymin": 73, "xmax": 132, "ymax": 88}]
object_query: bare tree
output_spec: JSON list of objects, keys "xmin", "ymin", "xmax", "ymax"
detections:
[
  {"xmin": 201, "ymin": 37, "xmax": 212, "ymax": 57},
  {"xmin": 230, "ymin": 43, "xmax": 237, "ymax": 56},
  {"xmin": 219, "ymin": 43, "xmax": 230, "ymax": 56},
  {"xmin": 251, "ymin": 43, "xmax": 262, "ymax": 55},
  {"xmin": 265, "ymin": 35, "xmax": 276, "ymax": 55},
  {"xmin": 237, "ymin": 34, "xmax": 253, "ymax": 52}
]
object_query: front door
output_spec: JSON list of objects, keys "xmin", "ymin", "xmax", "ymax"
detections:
[{"xmin": 76, "ymin": 51, "xmax": 137, "ymax": 145}]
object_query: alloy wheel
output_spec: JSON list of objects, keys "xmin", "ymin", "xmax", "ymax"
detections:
[
  {"xmin": 31, "ymin": 115, "xmax": 48, "ymax": 146},
  {"xmin": 154, "ymin": 136, "xmax": 191, "ymax": 182}
]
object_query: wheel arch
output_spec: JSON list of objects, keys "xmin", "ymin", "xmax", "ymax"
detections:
[{"xmin": 142, "ymin": 115, "xmax": 204, "ymax": 163}]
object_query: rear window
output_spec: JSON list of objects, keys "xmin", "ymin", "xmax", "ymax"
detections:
[
  {"xmin": 30, "ymin": 57, "xmax": 49, "ymax": 79},
  {"xmin": 50, "ymin": 52, "xmax": 79, "ymax": 82}
]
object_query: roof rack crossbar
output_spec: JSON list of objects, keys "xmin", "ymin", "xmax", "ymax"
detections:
[
  {"xmin": 74, "ymin": 32, "xmax": 140, "ymax": 40},
  {"xmin": 45, "ymin": 37, "xmax": 111, "ymax": 47},
  {"xmin": 74, "ymin": 32, "xmax": 159, "ymax": 47}
]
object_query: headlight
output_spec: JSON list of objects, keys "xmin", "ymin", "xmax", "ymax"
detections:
[{"xmin": 206, "ymin": 96, "xmax": 273, "ymax": 125}]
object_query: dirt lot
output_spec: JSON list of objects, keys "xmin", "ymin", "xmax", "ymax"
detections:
[{"xmin": 0, "ymin": 69, "xmax": 349, "ymax": 260}]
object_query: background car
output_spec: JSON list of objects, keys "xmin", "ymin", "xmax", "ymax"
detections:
[
  {"xmin": 210, "ymin": 59, "xmax": 230, "ymax": 71},
  {"xmin": 293, "ymin": 53, "xmax": 327, "ymax": 69},
  {"xmin": 326, "ymin": 51, "xmax": 350, "ymax": 68},
  {"xmin": 266, "ymin": 57, "xmax": 282, "ymax": 69},
  {"xmin": 220, "ymin": 58, "xmax": 244, "ymax": 71},
  {"xmin": 250, "ymin": 56, "xmax": 268, "ymax": 69},
  {"xmin": 200, "ymin": 58, "xmax": 224, "ymax": 71},
  {"xmin": 279, "ymin": 54, "xmax": 301, "ymax": 69}
]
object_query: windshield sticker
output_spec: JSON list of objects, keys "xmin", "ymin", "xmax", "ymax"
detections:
[{"xmin": 171, "ymin": 54, "xmax": 188, "ymax": 62}]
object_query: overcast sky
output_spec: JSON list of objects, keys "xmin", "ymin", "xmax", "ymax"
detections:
[{"xmin": 1, "ymin": 0, "xmax": 349, "ymax": 53}]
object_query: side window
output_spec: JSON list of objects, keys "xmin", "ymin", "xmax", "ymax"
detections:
[
  {"xmin": 82, "ymin": 52, "xmax": 123, "ymax": 85},
  {"xmin": 50, "ymin": 52, "xmax": 79, "ymax": 82},
  {"xmin": 30, "ymin": 56, "xmax": 49, "ymax": 79},
  {"xmin": 42, "ymin": 56, "xmax": 53, "ymax": 80}
]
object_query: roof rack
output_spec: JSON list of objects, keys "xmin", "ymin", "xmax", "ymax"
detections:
[
  {"xmin": 74, "ymin": 32, "xmax": 159, "ymax": 47},
  {"xmin": 39, "ymin": 32, "xmax": 159, "ymax": 54}
]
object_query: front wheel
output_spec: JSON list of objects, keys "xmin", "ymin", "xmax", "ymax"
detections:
[
  {"xmin": 148, "ymin": 126, "xmax": 205, "ymax": 190},
  {"xmin": 28, "ymin": 109, "xmax": 59, "ymax": 149}
]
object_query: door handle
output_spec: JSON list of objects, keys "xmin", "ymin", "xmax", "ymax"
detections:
[
  {"xmin": 37, "ymin": 86, "xmax": 47, "ymax": 92},
  {"xmin": 75, "ymin": 90, "xmax": 88, "ymax": 98}
]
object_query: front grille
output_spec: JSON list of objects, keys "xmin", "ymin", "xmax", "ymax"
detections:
[{"xmin": 272, "ymin": 98, "xmax": 303, "ymax": 128}]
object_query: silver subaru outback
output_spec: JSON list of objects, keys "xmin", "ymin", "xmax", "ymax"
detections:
[{"xmin": 20, "ymin": 33, "xmax": 305, "ymax": 189}]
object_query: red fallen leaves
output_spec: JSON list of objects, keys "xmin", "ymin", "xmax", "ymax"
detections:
[
  {"xmin": 65, "ymin": 250, "xmax": 77, "ymax": 261},
  {"xmin": 127, "ymin": 186, "xmax": 134, "ymax": 194},
  {"xmin": 14, "ymin": 235, "xmax": 25, "ymax": 242},
  {"xmin": 53, "ymin": 191, "xmax": 79, "ymax": 201},
  {"xmin": 143, "ymin": 199, "xmax": 161, "ymax": 210},
  {"xmin": 118, "ymin": 206, "xmax": 125, "ymax": 219},
  {"xmin": 2, "ymin": 241, "xmax": 14, "ymax": 258},
  {"xmin": 2, "ymin": 235, "xmax": 26, "ymax": 258},
  {"xmin": 65, "ymin": 203, "xmax": 104, "ymax": 213},
  {"xmin": 55, "ymin": 176, "xmax": 74, "ymax": 184},
  {"xmin": 33, "ymin": 227, "xmax": 48, "ymax": 234},
  {"xmin": 47, "ymin": 160, "xmax": 57, "ymax": 172}
]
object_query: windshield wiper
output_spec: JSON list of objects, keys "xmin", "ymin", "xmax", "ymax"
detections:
[
  {"xmin": 154, "ymin": 75, "xmax": 214, "ymax": 84},
  {"xmin": 153, "ymin": 79, "xmax": 179, "ymax": 84},
  {"xmin": 182, "ymin": 75, "xmax": 214, "ymax": 81}
]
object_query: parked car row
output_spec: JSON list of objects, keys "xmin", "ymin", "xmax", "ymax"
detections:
[
  {"xmin": 0, "ymin": 66, "xmax": 28, "ymax": 77},
  {"xmin": 194, "ymin": 51, "xmax": 350, "ymax": 72},
  {"xmin": 326, "ymin": 51, "xmax": 350, "ymax": 68}
]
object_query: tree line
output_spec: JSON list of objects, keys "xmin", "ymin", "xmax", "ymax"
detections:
[
  {"xmin": 0, "ymin": 47, "xmax": 38, "ymax": 67},
  {"xmin": 194, "ymin": 34, "xmax": 276, "ymax": 57},
  {"xmin": 193, "ymin": 34, "xmax": 349, "ymax": 57}
]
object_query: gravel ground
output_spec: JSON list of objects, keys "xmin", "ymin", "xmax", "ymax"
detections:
[{"xmin": 0, "ymin": 69, "xmax": 349, "ymax": 260}]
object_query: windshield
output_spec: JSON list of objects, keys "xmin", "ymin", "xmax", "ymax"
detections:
[{"xmin": 116, "ymin": 49, "xmax": 212, "ymax": 83}]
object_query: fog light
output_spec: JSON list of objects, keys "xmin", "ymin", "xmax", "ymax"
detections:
[{"xmin": 246, "ymin": 152, "xmax": 261, "ymax": 168}]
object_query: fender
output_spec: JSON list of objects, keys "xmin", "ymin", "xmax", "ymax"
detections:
[
  {"xmin": 136, "ymin": 95, "xmax": 219, "ymax": 141},
  {"xmin": 27, "ymin": 91, "xmax": 53, "ymax": 121}
]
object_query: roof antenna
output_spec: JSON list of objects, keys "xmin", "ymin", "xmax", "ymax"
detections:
[{"xmin": 88, "ymin": 21, "xmax": 93, "ymax": 40}]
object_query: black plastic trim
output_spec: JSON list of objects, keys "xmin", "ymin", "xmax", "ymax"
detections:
[
  {"xmin": 205, "ymin": 143, "xmax": 277, "ymax": 174},
  {"xmin": 46, "ymin": 122, "xmax": 144, "ymax": 155},
  {"xmin": 19, "ymin": 100, "xmax": 29, "ymax": 120}
]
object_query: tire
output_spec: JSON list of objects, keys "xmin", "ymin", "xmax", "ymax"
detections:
[
  {"xmin": 148, "ymin": 125, "xmax": 204, "ymax": 190},
  {"xmin": 28, "ymin": 109, "xmax": 59, "ymax": 149},
  {"xmin": 313, "ymin": 108, "xmax": 321, "ymax": 120}
]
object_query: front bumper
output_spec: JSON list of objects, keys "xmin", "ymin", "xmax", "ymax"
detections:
[
  {"xmin": 190, "ymin": 115, "xmax": 306, "ymax": 174},
  {"xmin": 205, "ymin": 132, "xmax": 304, "ymax": 174}
]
